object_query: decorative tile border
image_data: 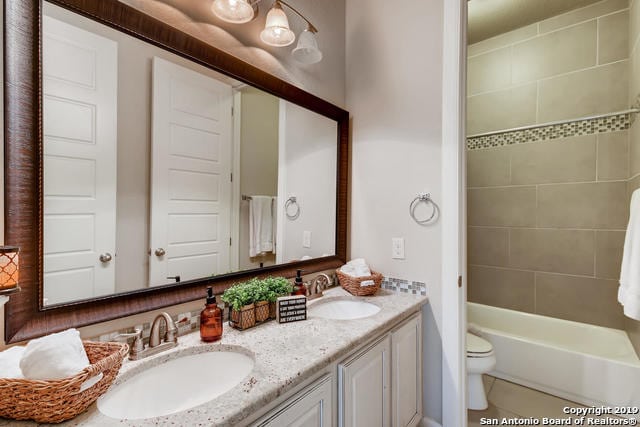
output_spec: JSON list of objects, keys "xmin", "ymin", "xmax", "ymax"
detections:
[
  {"xmin": 467, "ymin": 111, "xmax": 635, "ymax": 150},
  {"xmin": 381, "ymin": 277, "xmax": 427, "ymax": 296}
]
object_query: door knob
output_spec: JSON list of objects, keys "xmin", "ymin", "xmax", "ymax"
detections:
[
  {"xmin": 99, "ymin": 253, "xmax": 112, "ymax": 263},
  {"xmin": 154, "ymin": 248, "xmax": 166, "ymax": 257}
]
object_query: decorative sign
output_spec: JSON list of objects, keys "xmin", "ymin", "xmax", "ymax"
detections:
[{"xmin": 276, "ymin": 295, "xmax": 307, "ymax": 323}]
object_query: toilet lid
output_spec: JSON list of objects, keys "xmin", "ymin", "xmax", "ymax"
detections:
[{"xmin": 466, "ymin": 333, "xmax": 493, "ymax": 354}]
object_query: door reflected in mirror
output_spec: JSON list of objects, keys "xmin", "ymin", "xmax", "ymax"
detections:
[{"xmin": 41, "ymin": 2, "xmax": 337, "ymax": 306}]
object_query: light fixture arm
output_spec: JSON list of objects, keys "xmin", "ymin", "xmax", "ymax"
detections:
[{"xmin": 278, "ymin": 0, "xmax": 318, "ymax": 33}]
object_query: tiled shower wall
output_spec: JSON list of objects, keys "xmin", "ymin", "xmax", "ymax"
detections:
[
  {"xmin": 626, "ymin": 0, "xmax": 640, "ymax": 351},
  {"xmin": 467, "ymin": 0, "xmax": 632, "ymax": 330}
]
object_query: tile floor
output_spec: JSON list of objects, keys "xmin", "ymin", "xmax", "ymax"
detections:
[{"xmin": 469, "ymin": 376, "xmax": 627, "ymax": 427}]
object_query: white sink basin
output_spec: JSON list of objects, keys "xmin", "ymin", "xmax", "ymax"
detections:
[
  {"xmin": 97, "ymin": 350, "xmax": 254, "ymax": 420},
  {"xmin": 310, "ymin": 299, "xmax": 380, "ymax": 320}
]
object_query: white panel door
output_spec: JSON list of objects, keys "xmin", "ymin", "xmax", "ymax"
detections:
[
  {"xmin": 391, "ymin": 313, "xmax": 423, "ymax": 427},
  {"xmin": 42, "ymin": 16, "xmax": 118, "ymax": 305},
  {"xmin": 339, "ymin": 336, "xmax": 391, "ymax": 427},
  {"xmin": 150, "ymin": 57, "xmax": 232, "ymax": 286},
  {"xmin": 257, "ymin": 375, "xmax": 334, "ymax": 427}
]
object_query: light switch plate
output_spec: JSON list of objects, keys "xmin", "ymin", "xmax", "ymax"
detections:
[
  {"xmin": 303, "ymin": 231, "xmax": 312, "ymax": 248},
  {"xmin": 392, "ymin": 237, "xmax": 405, "ymax": 259}
]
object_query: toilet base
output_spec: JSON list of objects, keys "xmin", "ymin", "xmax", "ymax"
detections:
[{"xmin": 467, "ymin": 373, "xmax": 488, "ymax": 410}]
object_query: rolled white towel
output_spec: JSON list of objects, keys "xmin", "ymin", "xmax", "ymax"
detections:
[
  {"xmin": 340, "ymin": 259, "xmax": 372, "ymax": 278},
  {"xmin": 20, "ymin": 328, "xmax": 102, "ymax": 390},
  {"xmin": 0, "ymin": 346, "xmax": 25, "ymax": 378}
]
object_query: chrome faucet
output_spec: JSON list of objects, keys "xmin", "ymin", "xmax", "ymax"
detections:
[{"xmin": 116, "ymin": 312, "xmax": 178, "ymax": 361}]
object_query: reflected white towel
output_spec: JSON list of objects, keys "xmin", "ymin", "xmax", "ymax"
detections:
[
  {"xmin": 249, "ymin": 196, "xmax": 275, "ymax": 257},
  {"xmin": 619, "ymin": 189, "xmax": 640, "ymax": 320},
  {"xmin": 0, "ymin": 346, "xmax": 25, "ymax": 378}
]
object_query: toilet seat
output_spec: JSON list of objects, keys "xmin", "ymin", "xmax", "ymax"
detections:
[{"xmin": 466, "ymin": 333, "xmax": 493, "ymax": 357}]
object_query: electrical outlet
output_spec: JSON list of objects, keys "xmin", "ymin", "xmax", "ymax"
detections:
[
  {"xmin": 303, "ymin": 231, "xmax": 312, "ymax": 248},
  {"xmin": 392, "ymin": 237, "xmax": 405, "ymax": 259}
]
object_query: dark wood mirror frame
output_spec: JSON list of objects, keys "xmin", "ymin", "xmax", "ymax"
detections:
[{"xmin": 4, "ymin": 0, "xmax": 349, "ymax": 343}]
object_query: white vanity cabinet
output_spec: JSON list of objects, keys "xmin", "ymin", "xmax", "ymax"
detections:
[
  {"xmin": 338, "ymin": 336, "xmax": 391, "ymax": 427},
  {"xmin": 256, "ymin": 374, "xmax": 334, "ymax": 427},
  {"xmin": 391, "ymin": 313, "xmax": 423, "ymax": 427},
  {"xmin": 250, "ymin": 311, "xmax": 423, "ymax": 427}
]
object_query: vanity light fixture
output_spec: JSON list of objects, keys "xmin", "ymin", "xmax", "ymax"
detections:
[
  {"xmin": 211, "ymin": 0, "xmax": 323, "ymax": 64},
  {"xmin": 0, "ymin": 246, "xmax": 19, "ymax": 291}
]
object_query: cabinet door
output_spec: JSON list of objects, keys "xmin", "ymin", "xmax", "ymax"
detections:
[
  {"xmin": 258, "ymin": 374, "xmax": 334, "ymax": 427},
  {"xmin": 391, "ymin": 312, "xmax": 423, "ymax": 427},
  {"xmin": 338, "ymin": 336, "xmax": 391, "ymax": 427}
]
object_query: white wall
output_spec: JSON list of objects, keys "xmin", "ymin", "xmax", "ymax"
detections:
[
  {"xmin": 345, "ymin": 0, "xmax": 445, "ymax": 423},
  {"xmin": 277, "ymin": 101, "xmax": 337, "ymax": 262}
]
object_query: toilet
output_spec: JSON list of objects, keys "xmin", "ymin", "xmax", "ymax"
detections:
[{"xmin": 466, "ymin": 332, "xmax": 496, "ymax": 410}]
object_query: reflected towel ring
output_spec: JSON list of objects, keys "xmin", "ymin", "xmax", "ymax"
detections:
[
  {"xmin": 285, "ymin": 196, "xmax": 300, "ymax": 220},
  {"xmin": 410, "ymin": 193, "xmax": 439, "ymax": 225}
]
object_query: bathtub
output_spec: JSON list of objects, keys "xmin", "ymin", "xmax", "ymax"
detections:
[{"xmin": 468, "ymin": 302, "xmax": 640, "ymax": 409}]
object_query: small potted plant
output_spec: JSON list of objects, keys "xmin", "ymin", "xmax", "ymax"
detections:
[
  {"xmin": 221, "ymin": 282, "xmax": 256, "ymax": 330},
  {"xmin": 263, "ymin": 277, "xmax": 293, "ymax": 319},
  {"xmin": 250, "ymin": 278, "xmax": 272, "ymax": 323}
]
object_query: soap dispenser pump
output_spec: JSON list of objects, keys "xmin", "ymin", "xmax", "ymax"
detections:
[
  {"xmin": 292, "ymin": 269, "xmax": 306, "ymax": 296},
  {"xmin": 200, "ymin": 286, "xmax": 223, "ymax": 342}
]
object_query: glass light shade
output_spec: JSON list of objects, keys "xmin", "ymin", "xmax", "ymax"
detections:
[
  {"xmin": 0, "ymin": 246, "xmax": 19, "ymax": 290},
  {"xmin": 260, "ymin": 3, "xmax": 295, "ymax": 47},
  {"xmin": 292, "ymin": 29, "xmax": 322, "ymax": 64},
  {"xmin": 211, "ymin": 0, "xmax": 255, "ymax": 24}
]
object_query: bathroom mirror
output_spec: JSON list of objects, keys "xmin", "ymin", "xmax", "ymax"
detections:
[
  {"xmin": 4, "ymin": 0, "xmax": 348, "ymax": 342},
  {"xmin": 41, "ymin": 3, "xmax": 337, "ymax": 306}
]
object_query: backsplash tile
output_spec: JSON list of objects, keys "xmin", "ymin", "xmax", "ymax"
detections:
[
  {"xmin": 381, "ymin": 277, "xmax": 427, "ymax": 296},
  {"xmin": 467, "ymin": 111, "xmax": 635, "ymax": 150}
]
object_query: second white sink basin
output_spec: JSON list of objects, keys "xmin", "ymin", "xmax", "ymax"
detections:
[
  {"xmin": 97, "ymin": 350, "xmax": 253, "ymax": 420},
  {"xmin": 310, "ymin": 299, "xmax": 380, "ymax": 320}
]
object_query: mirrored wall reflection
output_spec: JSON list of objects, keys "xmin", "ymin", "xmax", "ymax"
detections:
[{"xmin": 42, "ymin": 2, "xmax": 337, "ymax": 306}]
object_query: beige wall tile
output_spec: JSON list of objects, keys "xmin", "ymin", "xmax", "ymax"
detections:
[
  {"xmin": 512, "ymin": 21, "xmax": 597, "ymax": 84},
  {"xmin": 468, "ymin": 186, "xmax": 537, "ymax": 227},
  {"xmin": 509, "ymin": 229, "xmax": 595, "ymax": 275},
  {"xmin": 631, "ymin": 44, "xmax": 640, "ymax": 106},
  {"xmin": 631, "ymin": 0, "xmax": 640, "ymax": 54},
  {"xmin": 468, "ymin": 266, "xmax": 535, "ymax": 312},
  {"xmin": 468, "ymin": 227, "xmax": 509, "ymax": 267},
  {"xmin": 631, "ymin": 121, "xmax": 640, "ymax": 177},
  {"xmin": 599, "ymin": 10, "xmax": 630, "ymax": 64},
  {"xmin": 538, "ymin": 61, "xmax": 629, "ymax": 123},
  {"xmin": 467, "ymin": 146, "xmax": 511, "ymax": 187},
  {"xmin": 467, "ymin": 83, "xmax": 537, "ymax": 135},
  {"xmin": 625, "ymin": 317, "xmax": 640, "ymax": 356},
  {"xmin": 538, "ymin": 181, "xmax": 628, "ymax": 229},
  {"xmin": 539, "ymin": 0, "xmax": 629, "ymax": 34},
  {"xmin": 511, "ymin": 135, "xmax": 596, "ymax": 184},
  {"xmin": 595, "ymin": 230, "xmax": 625, "ymax": 279},
  {"xmin": 468, "ymin": 24, "xmax": 538, "ymax": 57},
  {"xmin": 468, "ymin": 47, "xmax": 511, "ymax": 95},
  {"xmin": 536, "ymin": 272, "xmax": 624, "ymax": 328},
  {"xmin": 598, "ymin": 131, "xmax": 629, "ymax": 180}
]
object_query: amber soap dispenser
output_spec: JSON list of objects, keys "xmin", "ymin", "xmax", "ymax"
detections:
[{"xmin": 200, "ymin": 286, "xmax": 223, "ymax": 342}]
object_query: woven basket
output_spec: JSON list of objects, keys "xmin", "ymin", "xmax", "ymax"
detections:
[
  {"xmin": 255, "ymin": 301, "xmax": 270, "ymax": 322},
  {"xmin": 230, "ymin": 303, "xmax": 256, "ymax": 330},
  {"xmin": 0, "ymin": 341, "xmax": 129, "ymax": 424},
  {"xmin": 336, "ymin": 269, "xmax": 383, "ymax": 296}
]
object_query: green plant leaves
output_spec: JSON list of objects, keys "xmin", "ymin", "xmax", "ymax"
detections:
[{"xmin": 221, "ymin": 276, "xmax": 293, "ymax": 311}]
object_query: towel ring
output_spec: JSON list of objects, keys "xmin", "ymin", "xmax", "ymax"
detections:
[
  {"xmin": 285, "ymin": 196, "xmax": 300, "ymax": 220},
  {"xmin": 410, "ymin": 193, "xmax": 439, "ymax": 225}
]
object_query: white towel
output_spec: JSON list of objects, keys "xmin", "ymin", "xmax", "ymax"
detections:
[
  {"xmin": 249, "ymin": 196, "xmax": 275, "ymax": 257},
  {"xmin": 340, "ymin": 258, "xmax": 372, "ymax": 277},
  {"xmin": 20, "ymin": 328, "xmax": 102, "ymax": 390},
  {"xmin": 619, "ymin": 189, "xmax": 640, "ymax": 320},
  {"xmin": 0, "ymin": 346, "xmax": 25, "ymax": 378}
]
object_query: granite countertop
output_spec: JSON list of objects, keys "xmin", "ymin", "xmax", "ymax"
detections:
[{"xmin": 3, "ymin": 287, "xmax": 427, "ymax": 427}]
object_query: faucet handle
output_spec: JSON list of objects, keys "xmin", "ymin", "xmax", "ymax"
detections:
[{"xmin": 114, "ymin": 328, "xmax": 144, "ymax": 357}]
